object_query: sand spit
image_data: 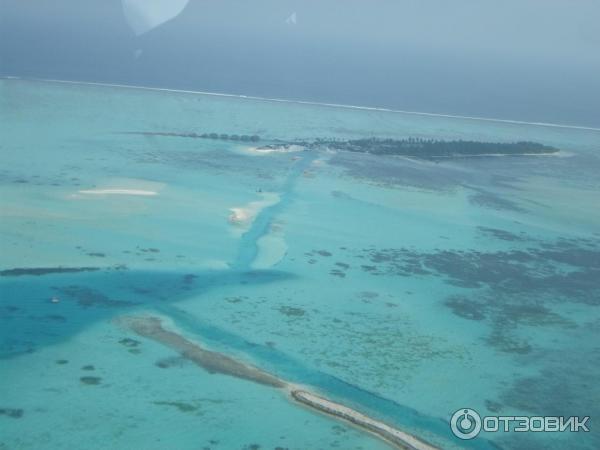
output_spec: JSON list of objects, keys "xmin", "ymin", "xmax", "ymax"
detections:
[
  {"xmin": 122, "ymin": 315, "xmax": 284, "ymax": 388},
  {"xmin": 120, "ymin": 315, "xmax": 440, "ymax": 450},
  {"xmin": 290, "ymin": 390, "xmax": 439, "ymax": 450},
  {"xmin": 228, "ymin": 192, "xmax": 280, "ymax": 235},
  {"xmin": 228, "ymin": 207, "xmax": 251, "ymax": 225},
  {"xmin": 244, "ymin": 144, "xmax": 305, "ymax": 155},
  {"xmin": 77, "ymin": 189, "xmax": 158, "ymax": 196}
]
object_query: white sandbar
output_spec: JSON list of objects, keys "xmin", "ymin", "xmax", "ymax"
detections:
[
  {"xmin": 77, "ymin": 189, "xmax": 158, "ymax": 196},
  {"xmin": 290, "ymin": 390, "xmax": 439, "ymax": 450}
]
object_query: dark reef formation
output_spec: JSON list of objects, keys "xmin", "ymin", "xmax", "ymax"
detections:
[
  {"xmin": 125, "ymin": 131, "xmax": 260, "ymax": 142},
  {"xmin": 80, "ymin": 376, "xmax": 102, "ymax": 385},
  {"xmin": 0, "ymin": 267, "xmax": 100, "ymax": 277},
  {"xmin": 0, "ymin": 408, "xmax": 24, "ymax": 418}
]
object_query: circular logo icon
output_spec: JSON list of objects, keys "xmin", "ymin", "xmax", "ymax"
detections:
[{"xmin": 450, "ymin": 408, "xmax": 482, "ymax": 440}]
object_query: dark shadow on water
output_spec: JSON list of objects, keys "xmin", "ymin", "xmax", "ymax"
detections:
[
  {"xmin": 0, "ymin": 266, "xmax": 498, "ymax": 449},
  {"xmin": 0, "ymin": 267, "xmax": 295, "ymax": 359}
]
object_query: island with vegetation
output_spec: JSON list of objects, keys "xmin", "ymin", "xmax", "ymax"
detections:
[
  {"xmin": 125, "ymin": 130, "xmax": 560, "ymax": 160},
  {"xmin": 316, "ymin": 137, "xmax": 559, "ymax": 158}
]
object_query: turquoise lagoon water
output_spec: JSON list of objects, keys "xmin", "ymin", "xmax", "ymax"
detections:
[{"xmin": 1, "ymin": 79, "xmax": 599, "ymax": 450}]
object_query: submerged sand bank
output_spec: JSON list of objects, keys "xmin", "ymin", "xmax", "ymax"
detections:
[
  {"xmin": 121, "ymin": 315, "xmax": 284, "ymax": 388},
  {"xmin": 119, "ymin": 314, "xmax": 440, "ymax": 450},
  {"xmin": 250, "ymin": 220, "xmax": 288, "ymax": 269}
]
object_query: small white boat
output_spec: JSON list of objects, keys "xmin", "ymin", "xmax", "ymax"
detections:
[{"xmin": 51, "ymin": 296, "xmax": 60, "ymax": 304}]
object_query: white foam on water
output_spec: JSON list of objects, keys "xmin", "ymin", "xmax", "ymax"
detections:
[{"xmin": 6, "ymin": 77, "xmax": 600, "ymax": 132}]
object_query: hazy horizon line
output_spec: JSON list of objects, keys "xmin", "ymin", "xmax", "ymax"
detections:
[{"xmin": 3, "ymin": 75, "xmax": 600, "ymax": 132}]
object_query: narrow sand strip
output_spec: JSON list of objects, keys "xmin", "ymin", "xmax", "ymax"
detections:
[
  {"xmin": 119, "ymin": 314, "xmax": 439, "ymax": 450},
  {"xmin": 290, "ymin": 389, "xmax": 439, "ymax": 450},
  {"xmin": 78, "ymin": 189, "xmax": 158, "ymax": 196},
  {"xmin": 244, "ymin": 144, "xmax": 305, "ymax": 155}
]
